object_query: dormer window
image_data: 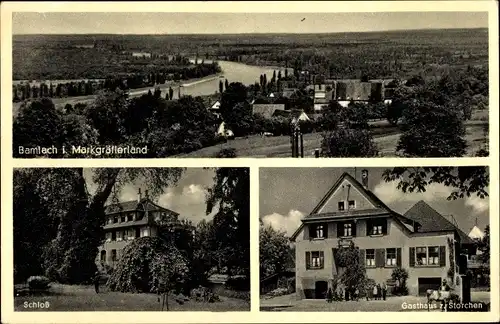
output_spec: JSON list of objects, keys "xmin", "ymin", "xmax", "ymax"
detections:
[
  {"xmin": 113, "ymin": 215, "xmax": 118, "ymax": 223},
  {"xmin": 338, "ymin": 201, "xmax": 345, "ymax": 211}
]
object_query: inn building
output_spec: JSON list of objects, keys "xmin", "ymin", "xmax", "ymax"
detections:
[
  {"xmin": 290, "ymin": 171, "xmax": 476, "ymax": 299},
  {"xmin": 96, "ymin": 189, "xmax": 181, "ymax": 270}
]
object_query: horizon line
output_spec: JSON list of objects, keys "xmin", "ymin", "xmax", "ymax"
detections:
[{"xmin": 12, "ymin": 27, "xmax": 488, "ymax": 37}]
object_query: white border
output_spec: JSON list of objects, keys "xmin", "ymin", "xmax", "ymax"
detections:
[{"xmin": 1, "ymin": 1, "xmax": 499, "ymax": 323}]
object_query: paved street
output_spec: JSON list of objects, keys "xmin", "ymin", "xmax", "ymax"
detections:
[{"xmin": 260, "ymin": 292, "xmax": 490, "ymax": 312}]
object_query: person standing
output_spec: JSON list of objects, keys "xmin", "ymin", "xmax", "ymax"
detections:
[
  {"xmin": 373, "ymin": 283, "xmax": 378, "ymax": 300},
  {"xmin": 93, "ymin": 271, "xmax": 100, "ymax": 294},
  {"xmin": 382, "ymin": 282, "xmax": 387, "ymax": 301}
]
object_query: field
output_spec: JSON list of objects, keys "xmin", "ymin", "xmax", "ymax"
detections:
[
  {"xmin": 14, "ymin": 284, "xmax": 249, "ymax": 312},
  {"xmin": 176, "ymin": 112, "xmax": 488, "ymax": 158},
  {"xmin": 13, "ymin": 29, "xmax": 488, "ymax": 81}
]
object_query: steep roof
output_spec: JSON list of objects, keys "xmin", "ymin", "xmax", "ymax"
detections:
[
  {"xmin": 252, "ymin": 104, "xmax": 286, "ymax": 119},
  {"xmin": 403, "ymin": 200, "xmax": 474, "ymax": 244},
  {"xmin": 290, "ymin": 172, "xmax": 415, "ymax": 240},
  {"xmin": 468, "ymin": 226, "xmax": 485, "ymax": 240},
  {"xmin": 105, "ymin": 198, "xmax": 179, "ymax": 216}
]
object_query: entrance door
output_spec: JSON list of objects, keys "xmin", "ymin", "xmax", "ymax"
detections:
[
  {"xmin": 418, "ymin": 277, "xmax": 441, "ymax": 296},
  {"xmin": 315, "ymin": 281, "xmax": 328, "ymax": 299}
]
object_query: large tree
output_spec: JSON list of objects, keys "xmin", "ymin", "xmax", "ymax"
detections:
[
  {"xmin": 259, "ymin": 225, "xmax": 293, "ymax": 279},
  {"xmin": 14, "ymin": 168, "xmax": 184, "ymax": 284},
  {"xmin": 205, "ymin": 168, "xmax": 250, "ymax": 278},
  {"xmin": 397, "ymin": 100, "xmax": 466, "ymax": 157}
]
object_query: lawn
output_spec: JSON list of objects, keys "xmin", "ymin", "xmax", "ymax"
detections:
[
  {"xmin": 260, "ymin": 292, "xmax": 491, "ymax": 312},
  {"xmin": 14, "ymin": 284, "xmax": 250, "ymax": 312},
  {"xmin": 176, "ymin": 115, "xmax": 488, "ymax": 158}
]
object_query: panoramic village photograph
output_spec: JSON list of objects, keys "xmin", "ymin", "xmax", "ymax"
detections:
[
  {"xmin": 13, "ymin": 167, "xmax": 250, "ymax": 311},
  {"xmin": 259, "ymin": 167, "xmax": 490, "ymax": 312},
  {"xmin": 11, "ymin": 11, "xmax": 489, "ymax": 158}
]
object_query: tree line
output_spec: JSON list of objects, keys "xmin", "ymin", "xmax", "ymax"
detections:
[{"xmin": 13, "ymin": 62, "xmax": 221, "ymax": 102}]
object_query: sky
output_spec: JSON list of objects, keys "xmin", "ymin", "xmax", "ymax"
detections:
[
  {"xmin": 12, "ymin": 12, "xmax": 488, "ymax": 35},
  {"xmin": 260, "ymin": 168, "xmax": 490, "ymax": 237},
  {"xmin": 84, "ymin": 168, "xmax": 217, "ymax": 225}
]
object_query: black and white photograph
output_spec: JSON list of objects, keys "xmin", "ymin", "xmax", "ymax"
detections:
[
  {"xmin": 259, "ymin": 167, "xmax": 490, "ymax": 311},
  {"xmin": 13, "ymin": 167, "xmax": 250, "ymax": 311},
  {"xmin": 11, "ymin": 10, "xmax": 489, "ymax": 158}
]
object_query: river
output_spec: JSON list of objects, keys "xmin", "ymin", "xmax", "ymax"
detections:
[{"xmin": 13, "ymin": 61, "xmax": 292, "ymax": 115}]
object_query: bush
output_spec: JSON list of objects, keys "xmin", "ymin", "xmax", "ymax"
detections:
[
  {"xmin": 390, "ymin": 267, "xmax": 409, "ymax": 296},
  {"xmin": 27, "ymin": 276, "xmax": 51, "ymax": 291},
  {"xmin": 218, "ymin": 288, "xmax": 250, "ymax": 301},
  {"xmin": 321, "ymin": 128, "xmax": 378, "ymax": 157}
]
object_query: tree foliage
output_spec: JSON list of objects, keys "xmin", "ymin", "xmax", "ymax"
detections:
[
  {"xmin": 382, "ymin": 167, "xmax": 489, "ymax": 200},
  {"xmin": 205, "ymin": 168, "xmax": 250, "ymax": 278},
  {"xmin": 259, "ymin": 225, "xmax": 293, "ymax": 279},
  {"xmin": 321, "ymin": 128, "xmax": 378, "ymax": 157},
  {"xmin": 108, "ymin": 236, "xmax": 189, "ymax": 293},
  {"xmin": 335, "ymin": 242, "xmax": 366, "ymax": 293}
]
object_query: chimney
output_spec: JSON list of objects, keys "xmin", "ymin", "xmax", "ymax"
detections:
[
  {"xmin": 361, "ymin": 169, "xmax": 369, "ymax": 189},
  {"xmin": 137, "ymin": 188, "xmax": 142, "ymax": 202}
]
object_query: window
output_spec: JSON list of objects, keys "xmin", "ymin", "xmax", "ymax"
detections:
[
  {"xmin": 113, "ymin": 215, "xmax": 118, "ymax": 223},
  {"xmin": 348, "ymin": 200, "xmax": 356, "ymax": 209},
  {"xmin": 116, "ymin": 231, "xmax": 122, "ymax": 241},
  {"xmin": 338, "ymin": 202, "xmax": 345, "ymax": 211},
  {"xmin": 366, "ymin": 249, "xmax": 375, "ymax": 267},
  {"xmin": 111, "ymin": 249, "xmax": 117, "ymax": 262},
  {"xmin": 428, "ymin": 246, "xmax": 440, "ymax": 265},
  {"xmin": 127, "ymin": 213, "xmax": 134, "ymax": 222},
  {"xmin": 135, "ymin": 228, "xmax": 141, "ymax": 238},
  {"xmin": 386, "ymin": 248, "xmax": 397, "ymax": 266},
  {"xmin": 142, "ymin": 227, "xmax": 150, "ymax": 237},
  {"xmin": 416, "ymin": 247, "xmax": 428, "ymax": 265},
  {"xmin": 100, "ymin": 250, "xmax": 106, "ymax": 262},
  {"xmin": 136, "ymin": 212, "xmax": 144, "ymax": 220},
  {"xmin": 107, "ymin": 217, "xmax": 113, "ymax": 225},
  {"xmin": 127, "ymin": 229, "xmax": 135, "ymax": 240},
  {"xmin": 120, "ymin": 214, "xmax": 126, "ymax": 223},
  {"xmin": 367, "ymin": 219, "xmax": 386, "ymax": 235},
  {"xmin": 343, "ymin": 223, "xmax": 352, "ymax": 237},
  {"xmin": 310, "ymin": 251, "xmax": 324, "ymax": 269},
  {"xmin": 111, "ymin": 231, "xmax": 116, "ymax": 241},
  {"xmin": 310, "ymin": 224, "xmax": 326, "ymax": 239},
  {"xmin": 105, "ymin": 232, "xmax": 112, "ymax": 243}
]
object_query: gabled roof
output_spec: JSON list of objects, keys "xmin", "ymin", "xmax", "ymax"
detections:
[
  {"xmin": 290, "ymin": 172, "xmax": 416, "ymax": 241},
  {"xmin": 403, "ymin": 200, "xmax": 474, "ymax": 244},
  {"xmin": 252, "ymin": 104, "xmax": 286, "ymax": 119}
]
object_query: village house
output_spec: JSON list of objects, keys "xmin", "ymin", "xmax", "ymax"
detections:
[
  {"xmin": 290, "ymin": 171, "xmax": 475, "ymax": 299},
  {"xmin": 96, "ymin": 189, "xmax": 180, "ymax": 270},
  {"xmin": 252, "ymin": 104, "xmax": 286, "ymax": 119}
]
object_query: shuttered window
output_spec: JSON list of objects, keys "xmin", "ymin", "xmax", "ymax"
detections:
[
  {"xmin": 386, "ymin": 248, "xmax": 397, "ymax": 266},
  {"xmin": 309, "ymin": 223, "xmax": 328, "ymax": 239},
  {"xmin": 306, "ymin": 251, "xmax": 324, "ymax": 269},
  {"xmin": 409, "ymin": 247, "xmax": 415, "ymax": 267},
  {"xmin": 366, "ymin": 249, "xmax": 375, "ymax": 267},
  {"xmin": 410, "ymin": 246, "xmax": 446, "ymax": 267},
  {"xmin": 375, "ymin": 249, "xmax": 385, "ymax": 267},
  {"xmin": 396, "ymin": 248, "xmax": 402, "ymax": 267}
]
